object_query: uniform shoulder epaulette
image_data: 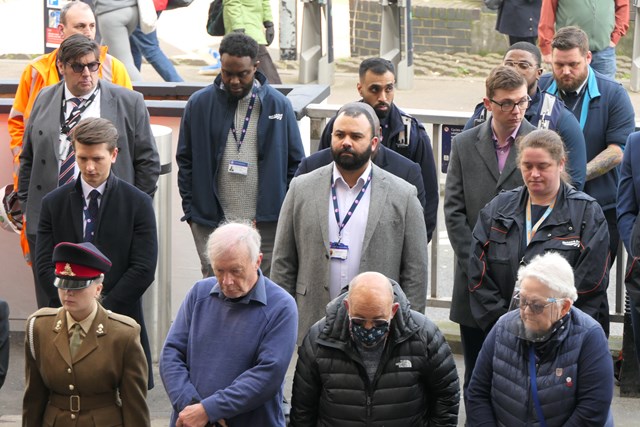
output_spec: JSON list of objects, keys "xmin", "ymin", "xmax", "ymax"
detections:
[
  {"xmin": 30, "ymin": 307, "xmax": 60, "ymax": 318},
  {"xmin": 106, "ymin": 310, "xmax": 139, "ymax": 328}
]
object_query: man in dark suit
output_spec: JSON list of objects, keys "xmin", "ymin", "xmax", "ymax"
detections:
[
  {"xmin": 35, "ymin": 117, "xmax": 158, "ymax": 388},
  {"xmin": 18, "ymin": 34, "xmax": 159, "ymax": 308},
  {"xmin": 444, "ymin": 66, "xmax": 536, "ymax": 406},
  {"xmin": 295, "ymin": 144, "xmax": 427, "ymax": 213}
]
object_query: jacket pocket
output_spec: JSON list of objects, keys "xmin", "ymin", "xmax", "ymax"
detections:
[
  {"xmin": 42, "ymin": 405, "xmax": 59, "ymax": 427},
  {"xmin": 90, "ymin": 405, "xmax": 123, "ymax": 427}
]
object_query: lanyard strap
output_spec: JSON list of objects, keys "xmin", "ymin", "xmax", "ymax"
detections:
[
  {"xmin": 529, "ymin": 345, "xmax": 548, "ymax": 427},
  {"xmin": 526, "ymin": 196, "xmax": 555, "ymax": 245},
  {"xmin": 60, "ymin": 86, "xmax": 100, "ymax": 134},
  {"xmin": 331, "ymin": 170, "xmax": 373, "ymax": 240},
  {"xmin": 230, "ymin": 84, "xmax": 258, "ymax": 151}
]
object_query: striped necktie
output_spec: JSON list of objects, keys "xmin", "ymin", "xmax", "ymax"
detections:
[{"xmin": 58, "ymin": 97, "xmax": 84, "ymax": 187}]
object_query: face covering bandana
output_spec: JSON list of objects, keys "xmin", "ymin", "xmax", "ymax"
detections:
[{"xmin": 349, "ymin": 318, "xmax": 390, "ymax": 347}]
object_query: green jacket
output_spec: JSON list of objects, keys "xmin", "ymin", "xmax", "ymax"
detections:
[
  {"xmin": 556, "ymin": 0, "xmax": 614, "ymax": 52},
  {"xmin": 223, "ymin": 0, "xmax": 273, "ymax": 45}
]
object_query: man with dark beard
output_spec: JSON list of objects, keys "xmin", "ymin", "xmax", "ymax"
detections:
[
  {"xmin": 316, "ymin": 58, "xmax": 438, "ymax": 242},
  {"xmin": 539, "ymin": 26, "xmax": 635, "ymax": 263},
  {"xmin": 176, "ymin": 32, "xmax": 304, "ymax": 278},
  {"xmin": 271, "ymin": 102, "xmax": 428, "ymax": 343}
]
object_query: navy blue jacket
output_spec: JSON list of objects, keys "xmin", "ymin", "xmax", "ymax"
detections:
[
  {"xmin": 540, "ymin": 68, "xmax": 636, "ymax": 211},
  {"xmin": 617, "ymin": 132, "xmax": 640, "ymax": 254},
  {"xmin": 469, "ymin": 184, "xmax": 610, "ymax": 333},
  {"xmin": 464, "ymin": 88, "xmax": 587, "ymax": 191},
  {"xmin": 176, "ymin": 72, "xmax": 305, "ymax": 226},
  {"xmin": 467, "ymin": 308, "xmax": 613, "ymax": 427},
  {"xmin": 0, "ymin": 299, "xmax": 7, "ymax": 389},
  {"xmin": 295, "ymin": 146, "xmax": 428, "ymax": 237},
  {"xmin": 318, "ymin": 102, "xmax": 439, "ymax": 243},
  {"xmin": 496, "ymin": 0, "xmax": 541, "ymax": 38}
]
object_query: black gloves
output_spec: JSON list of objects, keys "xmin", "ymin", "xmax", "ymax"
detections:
[{"xmin": 264, "ymin": 21, "xmax": 274, "ymax": 46}]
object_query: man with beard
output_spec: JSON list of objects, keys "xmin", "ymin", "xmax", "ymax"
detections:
[
  {"xmin": 539, "ymin": 26, "xmax": 635, "ymax": 263},
  {"xmin": 176, "ymin": 32, "xmax": 304, "ymax": 278},
  {"xmin": 271, "ymin": 102, "xmax": 428, "ymax": 343},
  {"xmin": 316, "ymin": 58, "xmax": 438, "ymax": 242}
]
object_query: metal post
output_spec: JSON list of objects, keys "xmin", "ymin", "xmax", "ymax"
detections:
[
  {"xmin": 280, "ymin": 0, "xmax": 297, "ymax": 60},
  {"xmin": 379, "ymin": 0, "xmax": 413, "ymax": 89},
  {"xmin": 143, "ymin": 125, "xmax": 172, "ymax": 362},
  {"xmin": 631, "ymin": 2, "xmax": 640, "ymax": 91},
  {"xmin": 299, "ymin": 0, "xmax": 334, "ymax": 84}
]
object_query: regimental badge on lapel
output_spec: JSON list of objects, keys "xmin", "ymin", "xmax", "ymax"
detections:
[
  {"xmin": 54, "ymin": 320, "xmax": 62, "ymax": 332},
  {"xmin": 96, "ymin": 323, "xmax": 105, "ymax": 335}
]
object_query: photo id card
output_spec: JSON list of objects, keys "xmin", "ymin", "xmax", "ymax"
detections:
[
  {"xmin": 228, "ymin": 160, "xmax": 249, "ymax": 175},
  {"xmin": 329, "ymin": 242, "xmax": 349, "ymax": 260}
]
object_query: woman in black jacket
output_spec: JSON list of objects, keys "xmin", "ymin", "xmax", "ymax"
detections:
[{"xmin": 468, "ymin": 129, "xmax": 610, "ymax": 336}]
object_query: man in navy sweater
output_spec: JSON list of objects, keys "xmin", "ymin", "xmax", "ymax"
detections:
[{"xmin": 160, "ymin": 222, "xmax": 298, "ymax": 427}]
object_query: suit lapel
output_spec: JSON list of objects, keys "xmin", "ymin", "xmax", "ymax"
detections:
[
  {"xmin": 69, "ymin": 179, "xmax": 85, "ymax": 240},
  {"xmin": 94, "ymin": 174, "xmax": 116, "ymax": 237},
  {"xmin": 314, "ymin": 166, "xmax": 332, "ymax": 252},
  {"xmin": 475, "ymin": 123, "xmax": 500, "ymax": 183},
  {"xmin": 497, "ymin": 121, "xmax": 531, "ymax": 187},
  {"xmin": 99, "ymin": 83, "xmax": 118, "ymax": 126},
  {"xmin": 362, "ymin": 164, "xmax": 387, "ymax": 254},
  {"xmin": 46, "ymin": 83, "xmax": 66, "ymax": 156},
  {"xmin": 52, "ymin": 310, "xmax": 72, "ymax": 367}
]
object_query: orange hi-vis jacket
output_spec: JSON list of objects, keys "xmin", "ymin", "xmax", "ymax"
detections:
[{"xmin": 8, "ymin": 45, "xmax": 132, "ymax": 264}]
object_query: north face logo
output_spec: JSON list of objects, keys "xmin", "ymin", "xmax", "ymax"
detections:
[
  {"xmin": 269, "ymin": 113, "xmax": 283, "ymax": 120},
  {"xmin": 561, "ymin": 240, "xmax": 580, "ymax": 247}
]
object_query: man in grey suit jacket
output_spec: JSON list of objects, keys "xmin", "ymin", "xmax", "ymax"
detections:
[
  {"xmin": 18, "ymin": 34, "xmax": 160, "ymax": 307},
  {"xmin": 444, "ymin": 66, "xmax": 536, "ymax": 403},
  {"xmin": 271, "ymin": 103, "xmax": 428, "ymax": 343}
]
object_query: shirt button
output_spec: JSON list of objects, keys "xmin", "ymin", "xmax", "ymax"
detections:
[
  {"xmin": 547, "ymin": 233, "xmax": 552, "ymax": 237},
  {"xmin": 69, "ymin": 384, "xmax": 75, "ymax": 391},
  {"xmin": 67, "ymin": 368, "xmax": 72, "ymax": 374},
  {"xmin": 71, "ymin": 414, "xmax": 76, "ymax": 420}
]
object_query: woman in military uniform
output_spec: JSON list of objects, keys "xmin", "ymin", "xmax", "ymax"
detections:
[{"xmin": 23, "ymin": 242, "xmax": 150, "ymax": 426}]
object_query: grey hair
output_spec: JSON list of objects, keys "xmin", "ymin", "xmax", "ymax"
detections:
[
  {"xmin": 517, "ymin": 252, "xmax": 578, "ymax": 301},
  {"xmin": 207, "ymin": 221, "xmax": 261, "ymax": 267}
]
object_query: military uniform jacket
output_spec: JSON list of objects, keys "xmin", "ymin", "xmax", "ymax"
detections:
[{"xmin": 23, "ymin": 305, "xmax": 150, "ymax": 427}]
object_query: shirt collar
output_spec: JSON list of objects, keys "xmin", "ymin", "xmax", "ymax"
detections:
[
  {"xmin": 66, "ymin": 303, "xmax": 98, "ymax": 333},
  {"xmin": 210, "ymin": 269, "xmax": 267, "ymax": 305},
  {"xmin": 332, "ymin": 161, "xmax": 373, "ymax": 189},
  {"xmin": 561, "ymin": 68, "xmax": 589, "ymax": 97},
  {"xmin": 64, "ymin": 83, "xmax": 98, "ymax": 102},
  {"xmin": 490, "ymin": 118, "xmax": 521, "ymax": 145},
  {"xmin": 80, "ymin": 176, "xmax": 107, "ymax": 200}
]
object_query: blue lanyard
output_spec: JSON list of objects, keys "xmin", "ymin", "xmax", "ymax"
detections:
[
  {"xmin": 529, "ymin": 345, "xmax": 548, "ymax": 427},
  {"xmin": 526, "ymin": 196, "xmax": 555, "ymax": 245},
  {"xmin": 331, "ymin": 170, "xmax": 372, "ymax": 241},
  {"xmin": 230, "ymin": 84, "xmax": 257, "ymax": 151}
]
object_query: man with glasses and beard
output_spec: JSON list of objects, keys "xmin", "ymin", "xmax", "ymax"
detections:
[
  {"xmin": 316, "ymin": 58, "xmax": 438, "ymax": 243},
  {"xmin": 290, "ymin": 272, "xmax": 459, "ymax": 426},
  {"xmin": 176, "ymin": 32, "xmax": 304, "ymax": 279},
  {"xmin": 271, "ymin": 102, "xmax": 428, "ymax": 344}
]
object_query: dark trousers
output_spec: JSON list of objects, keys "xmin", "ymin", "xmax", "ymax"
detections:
[
  {"xmin": 189, "ymin": 221, "xmax": 277, "ymax": 279},
  {"xmin": 460, "ymin": 324, "xmax": 487, "ymax": 408},
  {"xmin": 257, "ymin": 45, "xmax": 282, "ymax": 84},
  {"xmin": 27, "ymin": 233, "xmax": 50, "ymax": 309},
  {"xmin": 605, "ymin": 208, "xmax": 620, "ymax": 266}
]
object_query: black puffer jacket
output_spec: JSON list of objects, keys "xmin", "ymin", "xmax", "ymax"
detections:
[{"xmin": 290, "ymin": 283, "xmax": 460, "ymax": 426}]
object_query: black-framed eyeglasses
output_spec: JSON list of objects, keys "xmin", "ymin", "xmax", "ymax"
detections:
[
  {"xmin": 349, "ymin": 317, "xmax": 390, "ymax": 329},
  {"xmin": 513, "ymin": 294, "xmax": 558, "ymax": 315},
  {"xmin": 67, "ymin": 61, "xmax": 101, "ymax": 73},
  {"xmin": 489, "ymin": 96, "xmax": 531, "ymax": 112},
  {"xmin": 503, "ymin": 60, "xmax": 535, "ymax": 70}
]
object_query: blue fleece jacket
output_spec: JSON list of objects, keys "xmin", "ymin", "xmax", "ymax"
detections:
[
  {"xmin": 540, "ymin": 67, "xmax": 635, "ymax": 211},
  {"xmin": 160, "ymin": 271, "xmax": 298, "ymax": 426},
  {"xmin": 176, "ymin": 71, "xmax": 305, "ymax": 227}
]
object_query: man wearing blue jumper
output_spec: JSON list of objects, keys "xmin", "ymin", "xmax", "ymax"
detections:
[{"xmin": 160, "ymin": 222, "xmax": 298, "ymax": 427}]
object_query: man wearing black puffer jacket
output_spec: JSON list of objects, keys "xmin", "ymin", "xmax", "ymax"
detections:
[{"xmin": 290, "ymin": 272, "xmax": 459, "ymax": 427}]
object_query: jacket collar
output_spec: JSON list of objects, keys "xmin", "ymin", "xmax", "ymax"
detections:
[
  {"xmin": 53, "ymin": 304, "xmax": 109, "ymax": 367},
  {"xmin": 545, "ymin": 66, "xmax": 599, "ymax": 129}
]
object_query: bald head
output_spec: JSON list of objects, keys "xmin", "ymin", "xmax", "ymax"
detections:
[
  {"xmin": 59, "ymin": 1, "xmax": 96, "ymax": 40},
  {"xmin": 346, "ymin": 272, "xmax": 398, "ymax": 324}
]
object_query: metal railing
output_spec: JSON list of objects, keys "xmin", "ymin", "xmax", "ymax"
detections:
[{"xmin": 305, "ymin": 103, "xmax": 627, "ymax": 322}]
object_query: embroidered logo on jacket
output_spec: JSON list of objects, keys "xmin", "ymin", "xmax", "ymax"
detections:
[
  {"xmin": 269, "ymin": 113, "xmax": 283, "ymax": 120},
  {"xmin": 395, "ymin": 360, "xmax": 412, "ymax": 368},
  {"xmin": 561, "ymin": 240, "xmax": 580, "ymax": 247}
]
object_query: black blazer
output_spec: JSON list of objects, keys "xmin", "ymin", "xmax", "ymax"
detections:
[
  {"xmin": 35, "ymin": 173, "xmax": 158, "ymax": 386},
  {"xmin": 295, "ymin": 146, "xmax": 429, "ymax": 236}
]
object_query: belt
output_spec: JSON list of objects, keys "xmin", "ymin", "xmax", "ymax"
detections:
[{"xmin": 49, "ymin": 391, "xmax": 118, "ymax": 413}]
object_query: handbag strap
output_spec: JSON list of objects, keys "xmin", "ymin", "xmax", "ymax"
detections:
[{"xmin": 529, "ymin": 345, "xmax": 548, "ymax": 427}]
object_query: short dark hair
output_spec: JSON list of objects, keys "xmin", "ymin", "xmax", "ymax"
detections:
[
  {"xmin": 359, "ymin": 57, "xmax": 395, "ymax": 79},
  {"xmin": 551, "ymin": 26, "xmax": 590, "ymax": 57},
  {"xmin": 58, "ymin": 33, "xmax": 100, "ymax": 65},
  {"xmin": 336, "ymin": 102, "xmax": 380, "ymax": 138},
  {"xmin": 71, "ymin": 117, "xmax": 118, "ymax": 152},
  {"xmin": 219, "ymin": 32, "xmax": 259, "ymax": 62},
  {"xmin": 60, "ymin": 1, "xmax": 93, "ymax": 26},
  {"xmin": 485, "ymin": 66, "xmax": 527, "ymax": 99},
  {"xmin": 505, "ymin": 42, "xmax": 542, "ymax": 67}
]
